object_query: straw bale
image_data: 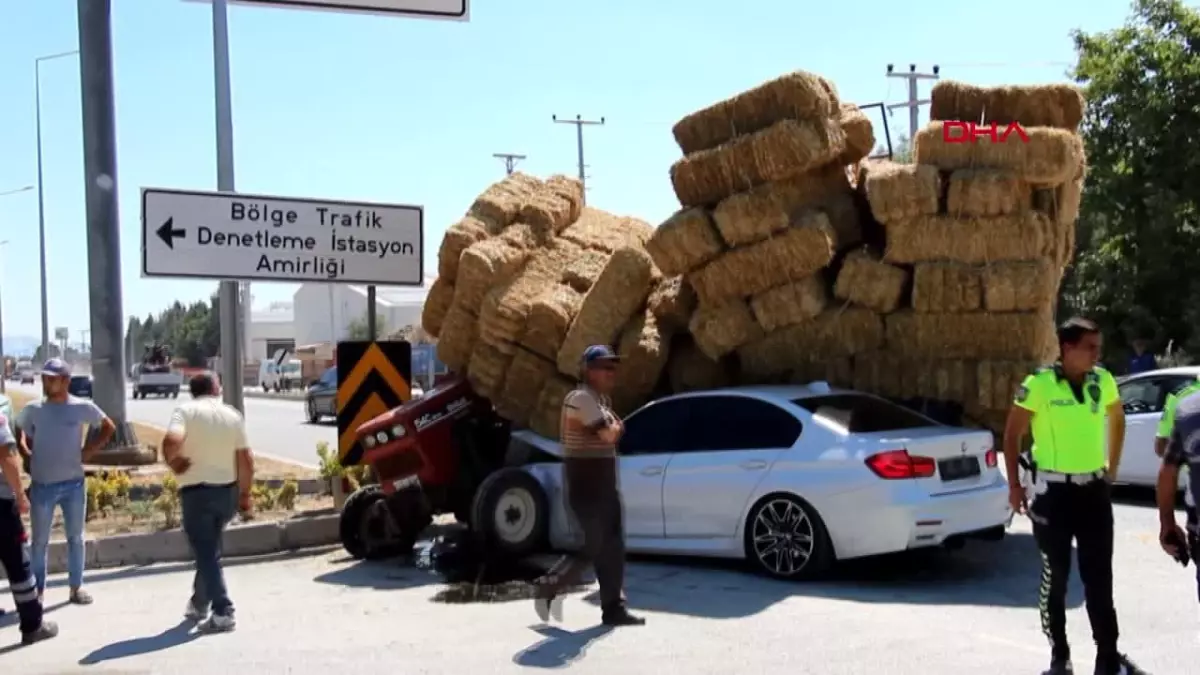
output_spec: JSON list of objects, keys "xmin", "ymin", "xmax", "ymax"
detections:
[
  {"xmin": 529, "ymin": 377, "xmax": 576, "ymax": 440},
  {"xmin": 821, "ymin": 191, "xmax": 864, "ymax": 250},
  {"xmin": 689, "ymin": 212, "xmax": 837, "ymax": 305},
  {"xmin": 1033, "ymin": 175, "xmax": 1084, "ymax": 269},
  {"xmin": 929, "ymin": 81, "xmax": 1085, "ymax": 130},
  {"xmin": 466, "ymin": 341, "xmax": 512, "ymax": 401},
  {"xmin": 613, "ymin": 312, "xmax": 672, "ymax": 416},
  {"xmin": 853, "ymin": 353, "xmax": 975, "ymax": 402},
  {"xmin": 883, "ymin": 212, "xmax": 1053, "ymax": 264},
  {"xmin": 645, "ymin": 208, "xmax": 724, "ymax": 276},
  {"xmin": 738, "ymin": 308, "xmax": 885, "ymax": 381},
  {"xmin": 671, "ymin": 71, "xmax": 841, "ymax": 155},
  {"xmin": 421, "ymin": 277, "xmax": 455, "ymax": 337},
  {"xmin": 670, "ymin": 118, "xmax": 848, "ymax": 208},
  {"xmin": 647, "ymin": 277, "xmax": 697, "ymax": 332},
  {"xmin": 946, "ymin": 168, "xmax": 1028, "ymax": 218},
  {"xmin": 545, "ymin": 174, "xmax": 584, "ymax": 224},
  {"xmin": 911, "ymin": 263, "xmax": 983, "ymax": 313},
  {"xmin": 560, "ymin": 209, "xmax": 655, "ymax": 255},
  {"xmin": 478, "ymin": 240, "xmax": 581, "ymax": 351},
  {"xmin": 667, "ymin": 337, "xmax": 733, "ymax": 392},
  {"xmin": 438, "ymin": 216, "xmax": 499, "ymax": 281},
  {"xmin": 859, "ymin": 161, "xmax": 940, "ymax": 224},
  {"xmin": 885, "ymin": 311, "xmax": 1054, "ymax": 360},
  {"xmin": 834, "ymin": 103, "xmax": 876, "ymax": 166},
  {"xmin": 519, "ymin": 189, "xmax": 576, "ymax": 238},
  {"xmin": 453, "ymin": 239, "xmax": 530, "ymax": 310},
  {"xmin": 833, "ymin": 249, "xmax": 908, "ymax": 313},
  {"xmin": 495, "ymin": 348, "xmax": 558, "ymax": 427},
  {"xmin": 983, "ymin": 261, "xmax": 1057, "ymax": 312},
  {"xmin": 435, "ymin": 303, "xmax": 477, "ymax": 371},
  {"xmin": 561, "ymin": 249, "xmax": 611, "ymax": 293},
  {"xmin": 556, "ymin": 247, "xmax": 657, "ymax": 377},
  {"xmin": 467, "ymin": 172, "xmax": 543, "ymax": 227},
  {"xmin": 689, "ymin": 300, "xmax": 763, "ymax": 361},
  {"xmin": 975, "ymin": 359, "xmax": 1041, "ymax": 412},
  {"xmin": 749, "ymin": 276, "xmax": 828, "ymax": 333},
  {"xmin": 914, "ymin": 122, "xmax": 1084, "ymax": 186},
  {"xmin": 521, "ymin": 285, "xmax": 584, "ymax": 361},
  {"xmin": 786, "ymin": 357, "xmax": 854, "ymax": 389}
]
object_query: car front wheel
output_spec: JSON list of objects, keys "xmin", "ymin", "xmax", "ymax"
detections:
[
  {"xmin": 306, "ymin": 398, "xmax": 319, "ymax": 423},
  {"xmin": 743, "ymin": 494, "xmax": 833, "ymax": 581}
]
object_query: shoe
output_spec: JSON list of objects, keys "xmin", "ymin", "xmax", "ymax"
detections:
[
  {"xmin": 601, "ymin": 607, "xmax": 645, "ymax": 626},
  {"xmin": 69, "ymin": 588, "xmax": 93, "ymax": 605},
  {"xmin": 1043, "ymin": 658, "xmax": 1073, "ymax": 674},
  {"xmin": 534, "ymin": 590, "xmax": 563, "ymax": 623},
  {"xmin": 184, "ymin": 599, "xmax": 206, "ymax": 621},
  {"xmin": 199, "ymin": 613, "xmax": 236, "ymax": 633},
  {"xmin": 21, "ymin": 620, "xmax": 59, "ymax": 645},
  {"xmin": 1094, "ymin": 653, "xmax": 1147, "ymax": 675}
]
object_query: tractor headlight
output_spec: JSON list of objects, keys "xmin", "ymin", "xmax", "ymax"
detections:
[
  {"xmin": 391, "ymin": 424, "xmax": 406, "ymax": 438},
  {"xmin": 375, "ymin": 431, "xmax": 388, "ymax": 444},
  {"xmin": 363, "ymin": 435, "xmax": 377, "ymax": 449}
]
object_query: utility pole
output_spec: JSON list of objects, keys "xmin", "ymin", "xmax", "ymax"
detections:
[
  {"xmin": 885, "ymin": 64, "xmax": 940, "ymax": 141},
  {"xmin": 552, "ymin": 114, "xmax": 604, "ymax": 205},
  {"xmin": 492, "ymin": 152, "xmax": 526, "ymax": 176}
]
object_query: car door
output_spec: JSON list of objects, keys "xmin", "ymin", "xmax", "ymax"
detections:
[
  {"xmin": 1118, "ymin": 375, "xmax": 1187, "ymax": 484},
  {"xmin": 315, "ymin": 367, "xmax": 339, "ymax": 415},
  {"xmin": 662, "ymin": 395, "xmax": 802, "ymax": 539},
  {"xmin": 614, "ymin": 398, "xmax": 693, "ymax": 539}
]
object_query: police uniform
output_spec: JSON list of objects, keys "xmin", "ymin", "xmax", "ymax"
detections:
[
  {"xmin": 1014, "ymin": 363, "xmax": 1124, "ymax": 668},
  {"xmin": 1160, "ymin": 384, "xmax": 1200, "ymax": 602},
  {"xmin": 1156, "ymin": 381, "xmax": 1199, "ymax": 523}
]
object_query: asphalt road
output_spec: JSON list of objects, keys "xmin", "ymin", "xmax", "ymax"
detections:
[
  {"xmin": 2, "ymin": 496, "xmax": 1196, "ymax": 673},
  {"xmin": 5, "ymin": 382, "xmax": 332, "ymax": 468}
]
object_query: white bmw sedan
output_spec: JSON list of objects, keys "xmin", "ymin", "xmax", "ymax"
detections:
[{"xmin": 494, "ymin": 383, "xmax": 1011, "ymax": 580}]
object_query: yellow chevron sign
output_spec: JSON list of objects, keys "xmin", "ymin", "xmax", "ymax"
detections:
[{"xmin": 336, "ymin": 341, "xmax": 413, "ymax": 464}]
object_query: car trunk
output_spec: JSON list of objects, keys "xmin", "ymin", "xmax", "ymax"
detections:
[{"xmin": 858, "ymin": 427, "xmax": 997, "ymax": 495}]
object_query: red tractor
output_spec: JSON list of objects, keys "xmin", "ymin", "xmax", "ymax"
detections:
[{"xmin": 338, "ymin": 376, "xmax": 556, "ymax": 561}]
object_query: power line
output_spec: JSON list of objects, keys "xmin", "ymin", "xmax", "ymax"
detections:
[
  {"xmin": 492, "ymin": 152, "xmax": 527, "ymax": 175},
  {"xmin": 552, "ymin": 114, "xmax": 604, "ymax": 205},
  {"xmin": 885, "ymin": 63, "xmax": 940, "ymax": 140}
]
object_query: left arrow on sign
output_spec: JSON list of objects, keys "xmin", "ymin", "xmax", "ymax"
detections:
[{"xmin": 156, "ymin": 218, "xmax": 186, "ymax": 249}]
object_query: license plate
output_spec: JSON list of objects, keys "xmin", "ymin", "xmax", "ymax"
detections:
[{"xmin": 938, "ymin": 456, "xmax": 981, "ymax": 481}]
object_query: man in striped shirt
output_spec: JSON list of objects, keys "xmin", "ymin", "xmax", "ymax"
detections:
[{"xmin": 534, "ymin": 345, "xmax": 644, "ymax": 627}]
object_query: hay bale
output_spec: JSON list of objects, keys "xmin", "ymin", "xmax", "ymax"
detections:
[
  {"xmin": 834, "ymin": 103, "xmax": 876, "ymax": 166},
  {"xmin": 438, "ymin": 216, "xmax": 500, "ymax": 281},
  {"xmin": 520, "ymin": 188, "xmax": 576, "ymax": 238},
  {"xmin": 689, "ymin": 212, "xmax": 837, "ymax": 305},
  {"xmin": 821, "ymin": 191, "xmax": 864, "ymax": 251},
  {"xmin": 911, "ymin": 263, "xmax": 983, "ymax": 313},
  {"xmin": 521, "ymin": 285, "xmax": 584, "ymax": 361},
  {"xmin": 453, "ymin": 239, "xmax": 532, "ymax": 310},
  {"xmin": 689, "ymin": 300, "xmax": 763, "ymax": 360},
  {"xmin": 914, "ymin": 122, "xmax": 1084, "ymax": 186},
  {"xmin": 645, "ymin": 208, "xmax": 724, "ymax": 276},
  {"xmin": 1033, "ymin": 173, "xmax": 1084, "ymax": 269},
  {"xmin": 883, "ymin": 212, "xmax": 1053, "ymax": 264},
  {"xmin": 983, "ymin": 261, "xmax": 1057, "ymax": 312},
  {"xmin": 556, "ymin": 247, "xmax": 657, "ymax": 377},
  {"xmin": 710, "ymin": 165, "xmax": 853, "ymax": 247},
  {"xmin": 859, "ymin": 161, "xmax": 940, "ymax": 224},
  {"xmin": 561, "ymin": 249, "xmax": 611, "ymax": 293},
  {"xmin": 435, "ymin": 303, "xmax": 478, "ymax": 371},
  {"xmin": 670, "ymin": 118, "xmax": 848, "ymax": 208},
  {"xmin": 667, "ymin": 337, "xmax": 733, "ymax": 392},
  {"xmin": 613, "ymin": 312, "xmax": 672, "ymax": 416},
  {"xmin": 976, "ymin": 359, "xmax": 1040, "ymax": 411},
  {"xmin": 560, "ymin": 209, "xmax": 655, "ymax": 254},
  {"xmin": 853, "ymin": 353, "xmax": 975, "ymax": 402},
  {"xmin": 545, "ymin": 174, "xmax": 584, "ymax": 223},
  {"xmin": 671, "ymin": 70, "xmax": 841, "ymax": 155},
  {"xmin": 929, "ymin": 81, "xmax": 1085, "ymax": 130},
  {"xmin": 466, "ymin": 341, "xmax": 512, "ymax": 400},
  {"xmin": 529, "ymin": 377, "xmax": 576, "ymax": 439},
  {"xmin": 946, "ymin": 169, "xmax": 1028, "ymax": 217},
  {"xmin": 738, "ymin": 308, "xmax": 884, "ymax": 381},
  {"xmin": 749, "ymin": 276, "xmax": 828, "ymax": 332},
  {"xmin": 496, "ymin": 348, "xmax": 558, "ymax": 426},
  {"xmin": 832, "ymin": 249, "xmax": 909, "ymax": 313},
  {"xmin": 787, "ymin": 357, "xmax": 854, "ymax": 389},
  {"xmin": 477, "ymin": 241, "xmax": 581, "ymax": 353},
  {"xmin": 647, "ymin": 277, "xmax": 697, "ymax": 332},
  {"xmin": 467, "ymin": 173, "xmax": 543, "ymax": 226},
  {"xmin": 885, "ymin": 311, "xmax": 1054, "ymax": 360},
  {"xmin": 421, "ymin": 277, "xmax": 455, "ymax": 337}
]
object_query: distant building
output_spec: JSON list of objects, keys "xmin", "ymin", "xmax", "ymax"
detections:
[
  {"xmin": 249, "ymin": 301, "xmax": 295, "ymax": 363},
  {"xmin": 292, "ymin": 277, "xmax": 434, "ymax": 347}
]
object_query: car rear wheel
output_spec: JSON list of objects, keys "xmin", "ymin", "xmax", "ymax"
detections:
[
  {"xmin": 743, "ymin": 494, "xmax": 833, "ymax": 581},
  {"xmin": 339, "ymin": 484, "xmax": 427, "ymax": 560},
  {"xmin": 471, "ymin": 468, "xmax": 548, "ymax": 557}
]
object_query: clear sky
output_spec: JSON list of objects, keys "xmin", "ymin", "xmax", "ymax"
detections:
[{"xmin": 0, "ymin": 0, "xmax": 1130, "ymax": 350}]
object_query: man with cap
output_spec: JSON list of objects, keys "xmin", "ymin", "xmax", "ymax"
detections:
[
  {"xmin": 16, "ymin": 358, "xmax": 115, "ymax": 605},
  {"xmin": 534, "ymin": 344, "xmax": 644, "ymax": 627}
]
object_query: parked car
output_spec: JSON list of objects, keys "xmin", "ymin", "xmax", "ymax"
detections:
[
  {"xmin": 1113, "ymin": 366, "xmax": 1199, "ymax": 490},
  {"xmin": 306, "ymin": 366, "xmax": 337, "ymax": 423},
  {"xmin": 68, "ymin": 375, "xmax": 93, "ymax": 398},
  {"xmin": 18, "ymin": 367, "xmax": 34, "ymax": 384}
]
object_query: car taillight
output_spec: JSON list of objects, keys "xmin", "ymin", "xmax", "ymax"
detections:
[
  {"xmin": 984, "ymin": 448, "xmax": 998, "ymax": 468},
  {"xmin": 865, "ymin": 449, "xmax": 936, "ymax": 480}
]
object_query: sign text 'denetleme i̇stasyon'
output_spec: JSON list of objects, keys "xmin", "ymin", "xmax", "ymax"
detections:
[{"xmin": 141, "ymin": 188, "xmax": 424, "ymax": 286}]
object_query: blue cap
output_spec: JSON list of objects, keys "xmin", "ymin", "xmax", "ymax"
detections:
[
  {"xmin": 582, "ymin": 345, "xmax": 620, "ymax": 368},
  {"xmin": 41, "ymin": 358, "xmax": 70, "ymax": 377}
]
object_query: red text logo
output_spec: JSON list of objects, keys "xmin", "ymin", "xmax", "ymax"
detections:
[{"xmin": 942, "ymin": 121, "xmax": 1029, "ymax": 144}]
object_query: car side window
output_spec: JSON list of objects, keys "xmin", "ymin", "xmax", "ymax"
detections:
[
  {"xmin": 1119, "ymin": 377, "xmax": 1170, "ymax": 414},
  {"xmin": 320, "ymin": 368, "xmax": 337, "ymax": 387},
  {"xmin": 679, "ymin": 395, "xmax": 803, "ymax": 451},
  {"xmin": 619, "ymin": 399, "xmax": 692, "ymax": 455}
]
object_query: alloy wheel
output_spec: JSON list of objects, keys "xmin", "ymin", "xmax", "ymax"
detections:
[{"xmin": 751, "ymin": 498, "xmax": 816, "ymax": 577}]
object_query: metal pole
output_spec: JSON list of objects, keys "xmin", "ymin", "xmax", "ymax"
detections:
[
  {"xmin": 366, "ymin": 285, "xmax": 376, "ymax": 339},
  {"xmin": 35, "ymin": 64, "xmax": 49, "ymax": 361},
  {"xmin": 553, "ymin": 115, "xmax": 604, "ymax": 206},
  {"xmin": 212, "ymin": 0, "xmax": 244, "ymax": 412},
  {"xmin": 77, "ymin": 0, "xmax": 134, "ymax": 447},
  {"xmin": 0, "ymin": 240, "xmax": 7, "ymax": 394},
  {"xmin": 907, "ymin": 77, "xmax": 919, "ymax": 141}
]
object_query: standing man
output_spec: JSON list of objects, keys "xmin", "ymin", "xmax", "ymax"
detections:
[
  {"xmin": 18, "ymin": 358, "xmax": 115, "ymax": 605},
  {"xmin": 0, "ymin": 410, "xmax": 58, "ymax": 645},
  {"xmin": 1157, "ymin": 386, "xmax": 1200, "ymax": 604},
  {"xmin": 1154, "ymin": 378, "xmax": 1199, "ymax": 541},
  {"xmin": 162, "ymin": 372, "xmax": 254, "ymax": 633},
  {"xmin": 534, "ymin": 345, "xmax": 643, "ymax": 627},
  {"xmin": 1128, "ymin": 338, "xmax": 1157, "ymax": 375},
  {"xmin": 1002, "ymin": 318, "xmax": 1144, "ymax": 675}
]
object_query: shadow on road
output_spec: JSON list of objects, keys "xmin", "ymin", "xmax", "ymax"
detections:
[
  {"xmin": 512, "ymin": 624, "xmax": 613, "ymax": 669},
  {"xmin": 78, "ymin": 619, "xmax": 201, "ymax": 665},
  {"xmin": 313, "ymin": 558, "xmax": 442, "ymax": 591},
  {"xmin": 0, "ymin": 598, "xmax": 69, "ymax": 631}
]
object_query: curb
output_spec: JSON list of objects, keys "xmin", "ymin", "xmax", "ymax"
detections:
[
  {"xmin": 124, "ymin": 477, "xmax": 326, "ymax": 501},
  {"xmin": 244, "ymin": 390, "xmax": 306, "ymax": 401},
  {"xmin": 0, "ymin": 511, "xmax": 341, "ymax": 579}
]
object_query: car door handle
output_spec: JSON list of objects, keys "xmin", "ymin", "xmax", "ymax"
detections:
[
  {"xmin": 740, "ymin": 460, "xmax": 768, "ymax": 470},
  {"xmin": 639, "ymin": 466, "xmax": 664, "ymax": 476}
]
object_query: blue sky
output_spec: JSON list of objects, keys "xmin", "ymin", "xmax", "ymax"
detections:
[{"xmin": 0, "ymin": 0, "xmax": 1131, "ymax": 349}]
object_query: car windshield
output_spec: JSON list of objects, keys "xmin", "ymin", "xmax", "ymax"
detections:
[
  {"xmin": 791, "ymin": 394, "xmax": 940, "ymax": 433},
  {"xmin": 282, "ymin": 363, "xmax": 301, "ymax": 374}
]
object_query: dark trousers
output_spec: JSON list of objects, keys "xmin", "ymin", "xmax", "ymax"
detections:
[
  {"xmin": 1186, "ymin": 507, "xmax": 1199, "ymax": 604},
  {"xmin": 1030, "ymin": 479, "xmax": 1119, "ymax": 660},
  {"xmin": 543, "ymin": 459, "xmax": 626, "ymax": 611},
  {"xmin": 181, "ymin": 484, "xmax": 237, "ymax": 617},
  {"xmin": 0, "ymin": 498, "xmax": 42, "ymax": 634}
]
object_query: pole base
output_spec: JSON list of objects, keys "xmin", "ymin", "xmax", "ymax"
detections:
[{"xmin": 85, "ymin": 420, "xmax": 157, "ymax": 466}]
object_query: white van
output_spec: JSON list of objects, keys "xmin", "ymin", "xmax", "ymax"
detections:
[{"xmin": 260, "ymin": 358, "xmax": 302, "ymax": 392}]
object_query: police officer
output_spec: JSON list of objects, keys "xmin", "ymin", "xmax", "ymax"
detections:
[
  {"xmin": 1154, "ymin": 379, "xmax": 1198, "ymax": 530},
  {"xmin": 1157, "ymin": 385, "xmax": 1200, "ymax": 603},
  {"xmin": 1003, "ymin": 317, "xmax": 1145, "ymax": 675}
]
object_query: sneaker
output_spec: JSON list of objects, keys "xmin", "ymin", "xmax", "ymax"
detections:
[
  {"xmin": 1094, "ymin": 653, "xmax": 1147, "ymax": 675},
  {"xmin": 534, "ymin": 592, "xmax": 564, "ymax": 623},
  {"xmin": 1044, "ymin": 658, "xmax": 1073, "ymax": 674},
  {"xmin": 21, "ymin": 620, "xmax": 59, "ymax": 646},
  {"xmin": 199, "ymin": 613, "xmax": 236, "ymax": 633},
  {"xmin": 184, "ymin": 600, "xmax": 206, "ymax": 621},
  {"xmin": 69, "ymin": 588, "xmax": 93, "ymax": 605},
  {"xmin": 601, "ymin": 607, "xmax": 645, "ymax": 626}
]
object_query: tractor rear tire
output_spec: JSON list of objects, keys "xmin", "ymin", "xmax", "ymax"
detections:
[
  {"xmin": 471, "ymin": 468, "xmax": 549, "ymax": 558},
  {"xmin": 339, "ymin": 484, "xmax": 427, "ymax": 560}
]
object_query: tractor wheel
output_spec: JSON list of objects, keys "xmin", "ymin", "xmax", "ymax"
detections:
[
  {"xmin": 339, "ymin": 484, "xmax": 426, "ymax": 560},
  {"xmin": 471, "ymin": 468, "xmax": 549, "ymax": 558}
]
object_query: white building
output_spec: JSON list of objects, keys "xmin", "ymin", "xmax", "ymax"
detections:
[
  {"xmin": 248, "ymin": 301, "xmax": 295, "ymax": 362},
  {"xmin": 291, "ymin": 277, "xmax": 434, "ymax": 347}
]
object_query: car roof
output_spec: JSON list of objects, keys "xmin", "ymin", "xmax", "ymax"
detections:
[
  {"xmin": 655, "ymin": 383, "xmax": 857, "ymax": 406},
  {"xmin": 1120, "ymin": 366, "xmax": 1200, "ymax": 381}
]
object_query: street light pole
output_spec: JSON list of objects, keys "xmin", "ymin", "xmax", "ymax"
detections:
[
  {"xmin": 35, "ymin": 49, "xmax": 80, "ymax": 361},
  {"xmin": 0, "ymin": 186, "xmax": 31, "ymax": 394}
]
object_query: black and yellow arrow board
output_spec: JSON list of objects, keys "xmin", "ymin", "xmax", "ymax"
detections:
[{"xmin": 336, "ymin": 340, "xmax": 413, "ymax": 466}]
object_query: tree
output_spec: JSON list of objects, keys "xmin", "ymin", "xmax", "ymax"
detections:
[
  {"xmin": 891, "ymin": 134, "xmax": 913, "ymax": 163},
  {"xmin": 124, "ymin": 295, "xmax": 221, "ymax": 366},
  {"xmin": 346, "ymin": 314, "xmax": 388, "ymax": 341},
  {"xmin": 1060, "ymin": 0, "xmax": 1200, "ymax": 363}
]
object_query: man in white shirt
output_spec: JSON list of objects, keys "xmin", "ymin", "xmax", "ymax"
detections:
[{"xmin": 162, "ymin": 372, "xmax": 254, "ymax": 633}]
